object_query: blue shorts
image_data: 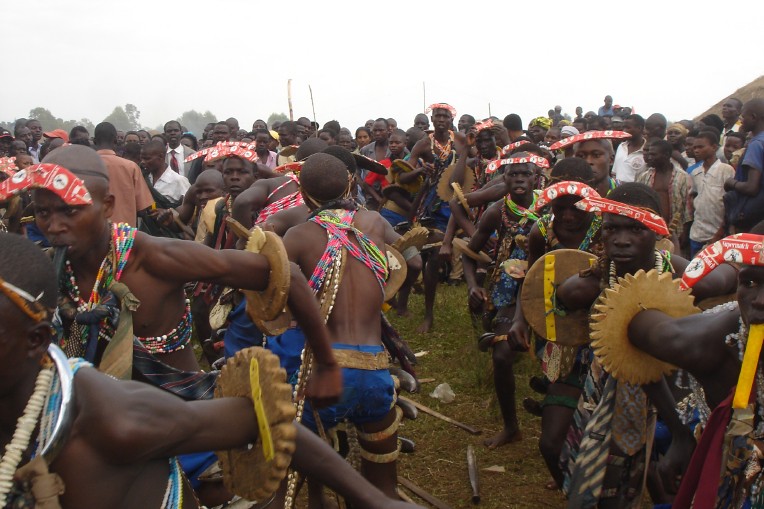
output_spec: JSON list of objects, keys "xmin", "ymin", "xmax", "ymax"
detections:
[
  {"xmin": 223, "ymin": 300, "xmax": 264, "ymax": 359},
  {"xmin": 178, "ymin": 451, "xmax": 218, "ymax": 489},
  {"xmin": 265, "ymin": 327, "xmax": 306, "ymax": 386},
  {"xmin": 301, "ymin": 344, "xmax": 395, "ymax": 432},
  {"xmin": 380, "ymin": 207, "xmax": 409, "ymax": 228}
]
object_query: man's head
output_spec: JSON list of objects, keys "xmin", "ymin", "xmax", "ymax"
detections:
[
  {"xmin": 299, "ymin": 153, "xmax": 352, "ymax": 208},
  {"xmin": 222, "ymin": 156, "xmax": 255, "ymax": 198},
  {"xmin": 414, "ymin": 113, "xmax": 429, "ymax": 131},
  {"xmin": 35, "ymin": 145, "xmax": 114, "ymax": 260},
  {"xmin": 318, "ymin": 128, "xmax": 338, "ymax": 146},
  {"xmin": 430, "ymin": 107, "xmax": 453, "ymax": 133},
  {"xmin": 724, "ymin": 132, "xmax": 746, "ymax": 161},
  {"xmin": 295, "ymin": 137, "xmax": 329, "ymax": 161},
  {"xmin": 194, "ymin": 169, "xmax": 225, "ymax": 210},
  {"xmin": 93, "ymin": 122, "xmax": 118, "ymax": 149},
  {"xmin": 0, "ymin": 132, "xmax": 12, "ymax": 156},
  {"xmin": 388, "ymin": 129, "xmax": 407, "ymax": 158},
  {"xmin": 575, "ymin": 106, "xmax": 583, "ymax": 117},
  {"xmin": 211, "ymin": 122, "xmax": 231, "ymax": 143},
  {"xmin": 604, "ymin": 95, "xmax": 613, "ymax": 108},
  {"xmin": 365, "ymin": 119, "xmax": 374, "ymax": 130},
  {"xmin": 254, "ymin": 129, "xmax": 271, "ymax": 155},
  {"xmin": 39, "ymin": 138, "xmax": 65, "ymax": 160},
  {"xmin": 296, "ymin": 117, "xmax": 313, "ymax": 139},
  {"xmin": 405, "ymin": 127, "xmax": 425, "ymax": 151},
  {"xmin": 544, "ymin": 127, "xmax": 561, "ymax": 145},
  {"xmin": 572, "ymin": 118, "xmax": 587, "ymax": 134},
  {"xmin": 623, "ymin": 114, "xmax": 645, "ymax": 140},
  {"xmin": 528, "ymin": 117, "xmax": 551, "ymax": 143},
  {"xmin": 140, "ymin": 139, "xmax": 167, "ymax": 173},
  {"xmin": 603, "ymin": 183, "xmax": 663, "ymax": 274},
  {"xmin": 124, "ymin": 131, "xmax": 140, "ymax": 145},
  {"xmin": 458, "ymin": 114, "xmax": 475, "ymax": 133},
  {"xmin": 0, "ymin": 233, "xmax": 59, "ymax": 393},
  {"xmin": 163, "ymin": 120, "xmax": 182, "ymax": 149},
  {"xmin": 69, "ymin": 126, "xmax": 90, "ymax": 145},
  {"xmin": 722, "ymin": 98, "xmax": 743, "ymax": 124},
  {"xmin": 502, "ymin": 153, "xmax": 537, "ymax": 201},
  {"xmin": 277, "ymin": 121, "xmax": 298, "ymax": 147},
  {"xmin": 372, "ymin": 118, "xmax": 389, "ymax": 144},
  {"xmin": 115, "ymin": 130, "xmax": 125, "ymax": 147},
  {"xmin": 10, "ymin": 140, "xmax": 29, "ymax": 158},
  {"xmin": 14, "ymin": 152, "xmax": 33, "ymax": 169},
  {"xmin": 476, "ymin": 128, "xmax": 497, "ymax": 158},
  {"xmin": 25, "ymin": 119, "xmax": 42, "ymax": 144},
  {"xmin": 574, "ymin": 139, "xmax": 614, "ymax": 184},
  {"xmin": 252, "ymin": 119, "xmax": 268, "ymax": 131},
  {"xmin": 693, "ymin": 130, "xmax": 720, "ymax": 163},
  {"xmin": 337, "ymin": 132, "xmax": 355, "ymax": 151},
  {"xmin": 14, "ymin": 127, "xmax": 32, "ymax": 147},
  {"xmin": 545, "ymin": 158, "xmax": 594, "ymax": 232},
  {"xmin": 386, "ymin": 118, "xmax": 397, "ymax": 133},
  {"xmin": 644, "ymin": 138, "xmax": 672, "ymax": 169},
  {"xmin": 644, "ymin": 113, "xmax": 667, "ymax": 139},
  {"xmin": 225, "ymin": 117, "xmax": 239, "ymax": 135},
  {"xmin": 503, "ymin": 114, "xmax": 523, "ymax": 132},
  {"xmin": 741, "ymin": 99, "xmax": 764, "ymax": 134},
  {"xmin": 666, "ymin": 123, "xmax": 688, "ymax": 149}
]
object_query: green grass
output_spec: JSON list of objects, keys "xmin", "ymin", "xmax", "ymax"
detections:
[{"xmin": 390, "ymin": 284, "xmax": 566, "ymax": 509}]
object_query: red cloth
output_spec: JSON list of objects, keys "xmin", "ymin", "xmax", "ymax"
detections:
[
  {"xmin": 672, "ymin": 390, "xmax": 734, "ymax": 509},
  {"xmin": 365, "ymin": 160, "xmax": 390, "ymax": 188}
]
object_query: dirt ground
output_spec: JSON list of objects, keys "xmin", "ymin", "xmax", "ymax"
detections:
[{"xmin": 388, "ymin": 284, "xmax": 568, "ymax": 509}]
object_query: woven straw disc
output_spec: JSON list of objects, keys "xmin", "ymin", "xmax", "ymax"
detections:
[
  {"xmin": 590, "ymin": 269, "xmax": 699, "ymax": 385},
  {"xmin": 214, "ymin": 347, "xmax": 297, "ymax": 501}
]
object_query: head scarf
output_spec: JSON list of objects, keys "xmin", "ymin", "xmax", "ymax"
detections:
[
  {"xmin": 560, "ymin": 126, "xmax": 580, "ymax": 138},
  {"xmin": 529, "ymin": 117, "xmax": 553, "ymax": 131},
  {"xmin": 485, "ymin": 155, "xmax": 550, "ymax": 175},
  {"xmin": 425, "ymin": 103, "xmax": 457, "ymax": 119},
  {"xmin": 0, "ymin": 163, "xmax": 92, "ymax": 205},
  {"xmin": 668, "ymin": 123, "xmax": 689, "ymax": 137},
  {"xmin": 574, "ymin": 196, "xmax": 669, "ymax": 236},
  {"xmin": 498, "ymin": 140, "xmax": 530, "ymax": 157},
  {"xmin": 534, "ymin": 181, "xmax": 600, "ymax": 211},
  {"xmin": 549, "ymin": 130, "xmax": 631, "ymax": 151}
]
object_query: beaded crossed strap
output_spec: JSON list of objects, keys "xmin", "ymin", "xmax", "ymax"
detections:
[
  {"xmin": 135, "ymin": 300, "xmax": 193, "ymax": 354},
  {"xmin": 308, "ymin": 209, "xmax": 388, "ymax": 297},
  {"xmin": 255, "ymin": 175, "xmax": 303, "ymax": 224}
]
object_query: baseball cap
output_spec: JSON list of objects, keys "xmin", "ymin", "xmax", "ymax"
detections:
[{"xmin": 43, "ymin": 129, "xmax": 69, "ymax": 143}]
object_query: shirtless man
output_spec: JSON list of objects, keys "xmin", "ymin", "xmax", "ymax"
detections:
[
  {"xmin": 553, "ymin": 183, "xmax": 735, "ymax": 507},
  {"xmin": 0, "ymin": 233, "xmax": 421, "ymax": 509},
  {"xmin": 626, "ymin": 232, "xmax": 764, "ymax": 507},
  {"xmin": 27, "ymin": 145, "xmax": 341, "ymax": 401},
  {"xmin": 460, "ymin": 156, "xmax": 539, "ymax": 449},
  {"xmin": 283, "ymin": 153, "xmax": 408, "ymax": 500},
  {"xmin": 407, "ymin": 103, "xmax": 466, "ymax": 332}
]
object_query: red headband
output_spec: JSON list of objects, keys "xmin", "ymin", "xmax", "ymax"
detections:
[
  {"xmin": 485, "ymin": 155, "xmax": 550, "ymax": 175},
  {"xmin": 499, "ymin": 140, "xmax": 530, "ymax": 157},
  {"xmin": 204, "ymin": 144, "xmax": 259, "ymax": 163},
  {"xmin": 575, "ymin": 196, "xmax": 669, "ymax": 236},
  {"xmin": 425, "ymin": 103, "xmax": 457, "ymax": 118},
  {"xmin": 274, "ymin": 161, "xmax": 304, "ymax": 174},
  {"xmin": 0, "ymin": 157, "xmax": 17, "ymax": 177},
  {"xmin": 0, "ymin": 164, "xmax": 92, "ymax": 205},
  {"xmin": 680, "ymin": 234, "xmax": 764, "ymax": 290},
  {"xmin": 474, "ymin": 119, "xmax": 494, "ymax": 133},
  {"xmin": 548, "ymin": 130, "xmax": 631, "ymax": 151},
  {"xmin": 534, "ymin": 181, "xmax": 600, "ymax": 211},
  {"xmin": 184, "ymin": 141, "xmax": 257, "ymax": 163}
]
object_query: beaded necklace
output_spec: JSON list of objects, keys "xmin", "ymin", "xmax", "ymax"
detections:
[
  {"xmin": 504, "ymin": 193, "xmax": 539, "ymax": 225},
  {"xmin": 429, "ymin": 131, "xmax": 454, "ymax": 163},
  {"xmin": 63, "ymin": 223, "xmax": 136, "ymax": 350},
  {"xmin": 608, "ymin": 249, "xmax": 669, "ymax": 288}
]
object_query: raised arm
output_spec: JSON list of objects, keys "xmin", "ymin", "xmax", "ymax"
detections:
[{"xmin": 232, "ymin": 182, "xmax": 270, "ymax": 228}]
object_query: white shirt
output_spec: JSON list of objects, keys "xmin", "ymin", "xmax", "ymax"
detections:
[
  {"xmin": 166, "ymin": 145, "xmax": 187, "ymax": 177},
  {"xmin": 689, "ymin": 159, "xmax": 735, "ymax": 242},
  {"xmin": 612, "ymin": 139, "xmax": 646, "ymax": 183},
  {"xmin": 150, "ymin": 167, "xmax": 190, "ymax": 202}
]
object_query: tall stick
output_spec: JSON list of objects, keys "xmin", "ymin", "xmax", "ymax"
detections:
[
  {"xmin": 287, "ymin": 79, "xmax": 294, "ymax": 121},
  {"xmin": 309, "ymin": 85, "xmax": 318, "ymax": 137},
  {"xmin": 488, "ymin": 102, "xmax": 491, "ymax": 118},
  {"xmin": 422, "ymin": 81, "xmax": 426, "ymax": 113}
]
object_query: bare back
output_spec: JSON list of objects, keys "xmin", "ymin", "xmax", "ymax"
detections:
[{"xmin": 284, "ymin": 209, "xmax": 387, "ymax": 345}]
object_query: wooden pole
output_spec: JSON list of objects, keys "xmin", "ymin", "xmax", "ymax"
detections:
[
  {"xmin": 287, "ymin": 79, "xmax": 294, "ymax": 121},
  {"xmin": 309, "ymin": 85, "xmax": 318, "ymax": 137},
  {"xmin": 398, "ymin": 396, "xmax": 481, "ymax": 435}
]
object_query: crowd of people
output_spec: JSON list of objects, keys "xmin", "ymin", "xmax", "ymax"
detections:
[{"xmin": 1, "ymin": 93, "xmax": 764, "ymax": 508}]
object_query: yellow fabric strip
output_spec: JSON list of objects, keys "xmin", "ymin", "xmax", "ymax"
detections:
[
  {"xmin": 250, "ymin": 358, "xmax": 275, "ymax": 461},
  {"xmin": 544, "ymin": 255, "xmax": 557, "ymax": 342},
  {"xmin": 733, "ymin": 324, "xmax": 764, "ymax": 409}
]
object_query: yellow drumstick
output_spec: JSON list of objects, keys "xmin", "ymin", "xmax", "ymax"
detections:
[{"xmin": 250, "ymin": 358, "xmax": 275, "ymax": 461}]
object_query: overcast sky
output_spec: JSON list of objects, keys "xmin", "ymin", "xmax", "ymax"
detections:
[{"xmin": 3, "ymin": 0, "xmax": 762, "ymax": 134}]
